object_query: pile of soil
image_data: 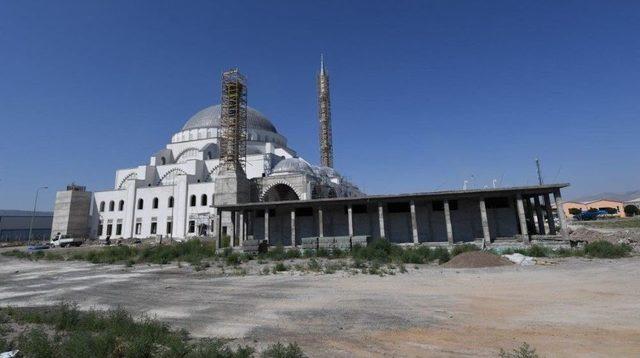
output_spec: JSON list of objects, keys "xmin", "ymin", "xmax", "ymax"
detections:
[
  {"xmin": 570, "ymin": 227, "xmax": 640, "ymax": 244},
  {"xmin": 443, "ymin": 251, "xmax": 512, "ymax": 268}
]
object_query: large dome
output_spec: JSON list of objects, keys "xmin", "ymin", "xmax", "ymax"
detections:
[{"xmin": 182, "ymin": 105, "xmax": 278, "ymax": 133}]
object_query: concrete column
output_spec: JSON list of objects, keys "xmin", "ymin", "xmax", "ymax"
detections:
[
  {"xmin": 216, "ymin": 209, "xmax": 222, "ymax": 249},
  {"xmin": 230, "ymin": 212, "xmax": 236, "ymax": 248},
  {"xmin": 378, "ymin": 203, "xmax": 385, "ymax": 239},
  {"xmin": 238, "ymin": 211, "xmax": 245, "ymax": 246},
  {"xmin": 347, "ymin": 205, "xmax": 354, "ymax": 238},
  {"xmin": 516, "ymin": 194, "xmax": 529, "ymax": 243},
  {"xmin": 317, "ymin": 207, "xmax": 324, "ymax": 237},
  {"xmin": 264, "ymin": 208, "xmax": 270, "ymax": 243},
  {"xmin": 479, "ymin": 198, "xmax": 490, "ymax": 246},
  {"xmin": 444, "ymin": 200, "xmax": 453, "ymax": 244},
  {"xmin": 290, "ymin": 209, "xmax": 296, "ymax": 247},
  {"xmin": 410, "ymin": 200, "xmax": 419, "ymax": 244},
  {"xmin": 553, "ymin": 189, "xmax": 569, "ymax": 241},
  {"xmin": 533, "ymin": 196, "xmax": 545, "ymax": 235},
  {"xmin": 544, "ymin": 193, "xmax": 557, "ymax": 234}
]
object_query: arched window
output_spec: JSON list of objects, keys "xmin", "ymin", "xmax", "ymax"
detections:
[
  {"xmin": 207, "ymin": 151, "xmax": 213, "ymax": 160},
  {"xmin": 168, "ymin": 196, "xmax": 174, "ymax": 208},
  {"xmin": 99, "ymin": 201, "xmax": 105, "ymax": 212},
  {"xmin": 137, "ymin": 198, "xmax": 144, "ymax": 210},
  {"xmin": 201, "ymin": 194, "xmax": 207, "ymax": 206},
  {"xmin": 108, "ymin": 201, "xmax": 114, "ymax": 212},
  {"xmin": 152, "ymin": 197, "xmax": 159, "ymax": 209},
  {"xmin": 190, "ymin": 195, "xmax": 196, "ymax": 207},
  {"xmin": 160, "ymin": 157, "xmax": 166, "ymax": 165},
  {"xmin": 118, "ymin": 200, "xmax": 124, "ymax": 211}
]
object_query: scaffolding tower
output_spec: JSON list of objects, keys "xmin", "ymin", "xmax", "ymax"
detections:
[{"xmin": 219, "ymin": 68, "xmax": 247, "ymax": 171}]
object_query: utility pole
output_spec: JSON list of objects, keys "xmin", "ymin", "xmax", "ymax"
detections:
[
  {"xmin": 535, "ymin": 158, "xmax": 544, "ymax": 185},
  {"xmin": 27, "ymin": 186, "xmax": 47, "ymax": 247}
]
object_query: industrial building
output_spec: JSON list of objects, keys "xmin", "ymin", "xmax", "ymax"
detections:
[
  {"xmin": 0, "ymin": 210, "xmax": 52, "ymax": 242},
  {"xmin": 52, "ymin": 58, "xmax": 570, "ymax": 246}
]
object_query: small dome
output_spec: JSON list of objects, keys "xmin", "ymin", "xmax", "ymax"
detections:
[
  {"xmin": 271, "ymin": 158, "xmax": 314, "ymax": 175},
  {"xmin": 182, "ymin": 105, "xmax": 277, "ymax": 133},
  {"xmin": 314, "ymin": 166, "xmax": 341, "ymax": 178}
]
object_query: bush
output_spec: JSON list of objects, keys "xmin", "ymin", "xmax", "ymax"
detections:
[
  {"xmin": 568, "ymin": 208, "xmax": 582, "ymax": 215},
  {"xmin": 261, "ymin": 342, "xmax": 305, "ymax": 358},
  {"xmin": 526, "ymin": 244, "xmax": 551, "ymax": 258},
  {"xmin": 624, "ymin": 205, "xmax": 639, "ymax": 217},
  {"xmin": 499, "ymin": 342, "xmax": 539, "ymax": 358},
  {"xmin": 274, "ymin": 262, "xmax": 289, "ymax": 272},
  {"xmin": 584, "ymin": 241, "xmax": 631, "ymax": 258},
  {"xmin": 285, "ymin": 249, "xmax": 301, "ymax": 259}
]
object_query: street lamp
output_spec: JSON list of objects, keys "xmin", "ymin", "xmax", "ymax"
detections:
[{"xmin": 27, "ymin": 186, "xmax": 48, "ymax": 247}]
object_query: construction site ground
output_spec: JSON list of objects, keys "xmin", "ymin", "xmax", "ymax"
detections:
[{"xmin": 1, "ymin": 251, "xmax": 639, "ymax": 357}]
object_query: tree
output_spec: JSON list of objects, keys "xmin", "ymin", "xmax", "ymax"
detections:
[{"xmin": 624, "ymin": 205, "xmax": 639, "ymax": 217}]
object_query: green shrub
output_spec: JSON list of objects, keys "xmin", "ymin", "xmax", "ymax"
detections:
[
  {"xmin": 17, "ymin": 328, "xmax": 54, "ymax": 358},
  {"xmin": 499, "ymin": 342, "xmax": 539, "ymax": 358},
  {"xmin": 226, "ymin": 252, "xmax": 242, "ymax": 266},
  {"xmin": 274, "ymin": 262, "xmax": 289, "ymax": 272},
  {"xmin": 431, "ymin": 246, "xmax": 450, "ymax": 263},
  {"xmin": 584, "ymin": 241, "xmax": 631, "ymax": 258},
  {"xmin": 526, "ymin": 244, "xmax": 551, "ymax": 257},
  {"xmin": 261, "ymin": 342, "xmax": 305, "ymax": 358},
  {"xmin": 451, "ymin": 244, "xmax": 479, "ymax": 257},
  {"xmin": 307, "ymin": 258, "xmax": 321, "ymax": 272},
  {"xmin": 285, "ymin": 249, "xmax": 301, "ymax": 259}
]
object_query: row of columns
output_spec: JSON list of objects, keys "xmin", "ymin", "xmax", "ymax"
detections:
[{"xmin": 218, "ymin": 189, "xmax": 568, "ymax": 248}]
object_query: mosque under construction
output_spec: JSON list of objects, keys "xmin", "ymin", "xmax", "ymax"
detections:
[{"xmin": 51, "ymin": 58, "xmax": 570, "ymax": 248}]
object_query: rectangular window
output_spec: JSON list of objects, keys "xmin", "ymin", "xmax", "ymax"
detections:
[
  {"xmin": 387, "ymin": 202, "xmax": 410, "ymax": 213},
  {"xmin": 116, "ymin": 224, "xmax": 122, "ymax": 236},
  {"xmin": 486, "ymin": 197, "xmax": 510, "ymax": 209},
  {"xmin": 188, "ymin": 220, "xmax": 195, "ymax": 233},
  {"xmin": 166, "ymin": 221, "xmax": 173, "ymax": 235},
  {"xmin": 295, "ymin": 207, "xmax": 314, "ymax": 217},
  {"xmin": 106, "ymin": 224, "xmax": 112, "ymax": 236},
  {"xmin": 433, "ymin": 200, "xmax": 458, "ymax": 211},
  {"xmin": 98, "ymin": 224, "xmax": 103, "ymax": 236},
  {"xmin": 135, "ymin": 223, "xmax": 142, "ymax": 235},
  {"xmin": 150, "ymin": 222, "xmax": 157, "ymax": 235},
  {"xmin": 344, "ymin": 204, "xmax": 367, "ymax": 214}
]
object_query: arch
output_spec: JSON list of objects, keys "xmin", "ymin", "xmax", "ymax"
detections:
[
  {"xmin": 160, "ymin": 157, "xmax": 166, "ymax": 165},
  {"xmin": 152, "ymin": 197, "xmax": 159, "ymax": 209},
  {"xmin": 168, "ymin": 196, "xmax": 174, "ymax": 208},
  {"xmin": 190, "ymin": 195, "xmax": 196, "ymax": 207},
  {"xmin": 99, "ymin": 201, "xmax": 105, "ymax": 212},
  {"xmin": 108, "ymin": 201, "xmax": 115, "ymax": 212},
  {"xmin": 205, "ymin": 163, "xmax": 223, "ymax": 182},
  {"xmin": 117, "ymin": 172, "xmax": 138, "ymax": 190},
  {"xmin": 137, "ymin": 198, "xmax": 144, "ymax": 210},
  {"xmin": 200, "ymin": 194, "xmax": 208, "ymax": 206},
  {"xmin": 261, "ymin": 181, "xmax": 302, "ymax": 202},
  {"xmin": 157, "ymin": 168, "xmax": 188, "ymax": 185},
  {"xmin": 118, "ymin": 200, "xmax": 124, "ymax": 211},
  {"xmin": 175, "ymin": 147, "xmax": 200, "ymax": 163}
]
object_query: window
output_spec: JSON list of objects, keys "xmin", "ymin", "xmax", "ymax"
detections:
[
  {"xmin": 152, "ymin": 197, "xmax": 159, "ymax": 209},
  {"xmin": 168, "ymin": 196, "xmax": 174, "ymax": 208},
  {"xmin": 137, "ymin": 199, "xmax": 144, "ymax": 210},
  {"xmin": 295, "ymin": 207, "xmax": 314, "ymax": 216},
  {"xmin": 344, "ymin": 204, "xmax": 367, "ymax": 214},
  {"xmin": 188, "ymin": 220, "xmax": 195, "ymax": 233},
  {"xmin": 150, "ymin": 222, "xmax": 157, "ymax": 235},
  {"xmin": 118, "ymin": 200, "xmax": 124, "ymax": 211},
  {"xmin": 433, "ymin": 200, "xmax": 458, "ymax": 211},
  {"xmin": 166, "ymin": 221, "xmax": 173, "ymax": 235},
  {"xmin": 116, "ymin": 224, "xmax": 122, "ymax": 236},
  {"xmin": 161, "ymin": 157, "xmax": 166, "ymax": 165},
  {"xmin": 201, "ymin": 194, "xmax": 207, "ymax": 206},
  {"xmin": 387, "ymin": 202, "xmax": 410, "ymax": 213},
  {"xmin": 486, "ymin": 197, "xmax": 510, "ymax": 209},
  {"xmin": 98, "ymin": 223, "xmax": 103, "ymax": 236},
  {"xmin": 190, "ymin": 195, "xmax": 196, "ymax": 207},
  {"xmin": 99, "ymin": 201, "xmax": 105, "ymax": 212},
  {"xmin": 108, "ymin": 201, "xmax": 114, "ymax": 211},
  {"xmin": 135, "ymin": 223, "xmax": 142, "ymax": 235},
  {"xmin": 106, "ymin": 224, "xmax": 113, "ymax": 236}
]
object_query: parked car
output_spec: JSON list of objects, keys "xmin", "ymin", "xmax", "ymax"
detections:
[{"xmin": 573, "ymin": 210, "xmax": 608, "ymax": 221}]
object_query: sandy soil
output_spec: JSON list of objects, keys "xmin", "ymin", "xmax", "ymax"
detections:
[{"xmin": 1, "ymin": 255, "xmax": 639, "ymax": 357}]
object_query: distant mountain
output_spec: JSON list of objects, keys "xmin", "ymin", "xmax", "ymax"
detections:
[
  {"xmin": 571, "ymin": 190, "xmax": 640, "ymax": 203},
  {"xmin": 0, "ymin": 210, "xmax": 53, "ymax": 217}
]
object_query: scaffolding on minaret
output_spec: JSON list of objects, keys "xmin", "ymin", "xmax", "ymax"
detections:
[
  {"xmin": 219, "ymin": 68, "xmax": 247, "ymax": 172},
  {"xmin": 317, "ymin": 54, "xmax": 334, "ymax": 168}
]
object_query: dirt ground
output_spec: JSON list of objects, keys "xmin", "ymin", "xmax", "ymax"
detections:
[{"xmin": 1, "ymin": 255, "xmax": 639, "ymax": 357}]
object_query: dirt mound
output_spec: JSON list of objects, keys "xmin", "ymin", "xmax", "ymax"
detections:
[
  {"xmin": 444, "ymin": 251, "xmax": 512, "ymax": 268},
  {"xmin": 570, "ymin": 227, "xmax": 640, "ymax": 244}
]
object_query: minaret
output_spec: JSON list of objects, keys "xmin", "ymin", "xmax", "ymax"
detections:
[{"xmin": 317, "ymin": 54, "xmax": 334, "ymax": 168}]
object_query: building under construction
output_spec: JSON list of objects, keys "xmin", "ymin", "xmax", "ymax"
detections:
[{"xmin": 53, "ymin": 57, "xmax": 570, "ymax": 248}]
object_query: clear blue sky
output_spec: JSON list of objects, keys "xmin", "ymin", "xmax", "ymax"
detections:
[{"xmin": 1, "ymin": 1, "xmax": 639, "ymax": 211}]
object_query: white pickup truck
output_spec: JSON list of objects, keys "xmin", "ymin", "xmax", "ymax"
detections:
[{"xmin": 50, "ymin": 234, "xmax": 84, "ymax": 248}]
